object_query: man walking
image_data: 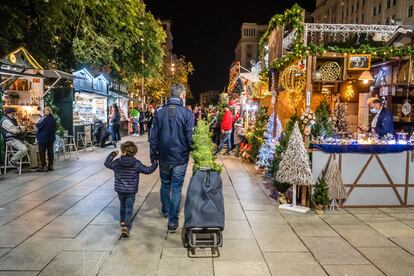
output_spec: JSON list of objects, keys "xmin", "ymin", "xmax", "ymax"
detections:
[
  {"xmin": 214, "ymin": 106, "xmax": 234, "ymax": 155},
  {"xmin": 150, "ymin": 83, "xmax": 194, "ymax": 233}
]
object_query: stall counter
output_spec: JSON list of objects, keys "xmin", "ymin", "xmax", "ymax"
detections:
[{"xmin": 311, "ymin": 143, "xmax": 414, "ymax": 207}]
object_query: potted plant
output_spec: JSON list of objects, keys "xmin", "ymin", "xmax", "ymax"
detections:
[{"xmin": 312, "ymin": 177, "xmax": 329, "ymax": 215}]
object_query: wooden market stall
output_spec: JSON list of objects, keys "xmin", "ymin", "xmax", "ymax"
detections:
[{"xmin": 263, "ymin": 4, "xmax": 414, "ymax": 208}]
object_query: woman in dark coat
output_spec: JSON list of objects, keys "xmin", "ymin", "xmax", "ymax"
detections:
[
  {"xmin": 36, "ymin": 107, "xmax": 57, "ymax": 172},
  {"xmin": 109, "ymin": 104, "xmax": 121, "ymax": 143}
]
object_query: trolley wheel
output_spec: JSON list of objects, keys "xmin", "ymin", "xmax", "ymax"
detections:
[{"xmin": 181, "ymin": 229, "xmax": 189, "ymax": 248}]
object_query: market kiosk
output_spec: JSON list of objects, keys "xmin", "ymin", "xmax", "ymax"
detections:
[
  {"xmin": 72, "ymin": 68, "xmax": 108, "ymax": 145},
  {"xmin": 263, "ymin": 4, "xmax": 414, "ymax": 208}
]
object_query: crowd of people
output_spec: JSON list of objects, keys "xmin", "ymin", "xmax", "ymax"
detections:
[
  {"xmin": 0, "ymin": 83, "xmax": 245, "ymax": 238},
  {"xmin": 0, "ymin": 106, "xmax": 56, "ymax": 172}
]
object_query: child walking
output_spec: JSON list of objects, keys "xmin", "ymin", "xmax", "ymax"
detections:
[{"xmin": 104, "ymin": 141, "xmax": 158, "ymax": 237}]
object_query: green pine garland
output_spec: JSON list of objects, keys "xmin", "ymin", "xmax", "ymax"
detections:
[
  {"xmin": 260, "ymin": 4, "xmax": 414, "ymax": 72},
  {"xmin": 192, "ymin": 120, "xmax": 222, "ymax": 173}
]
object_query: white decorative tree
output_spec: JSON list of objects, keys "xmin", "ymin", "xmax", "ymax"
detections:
[
  {"xmin": 256, "ymin": 114, "xmax": 282, "ymax": 168},
  {"xmin": 324, "ymin": 158, "xmax": 347, "ymax": 209},
  {"xmin": 276, "ymin": 121, "xmax": 313, "ymax": 213}
]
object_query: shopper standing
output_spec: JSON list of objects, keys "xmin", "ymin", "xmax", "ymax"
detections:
[
  {"xmin": 145, "ymin": 108, "xmax": 154, "ymax": 141},
  {"xmin": 110, "ymin": 104, "xmax": 121, "ymax": 144},
  {"xmin": 138, "ymin": 109, "xmax": 146, "ymax": 135},
  {"xmin": 150, "ymin": 83, "xmax": 194, "ymax": 233},
  {"xmin": 36, "ymin": 107, "xmax": 57, "ymax": 172},
  {"xmin": 214, "ymin": 107, "xmax": 234, "ymax": 155}
]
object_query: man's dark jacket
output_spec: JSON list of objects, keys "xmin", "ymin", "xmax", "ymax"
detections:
[
  {"xmin": 373, "ymin": 108, "xmax": 394, "ymax": 137},
  {"xmin": 150, "ymin": 97, "xmax": 194, "ymax": 165},
  {"xmin": 36, "ymin": 115, "xmax": 56, "ymax": 144}
]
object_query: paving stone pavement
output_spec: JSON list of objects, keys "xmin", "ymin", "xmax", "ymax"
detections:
[{"xmin": 1, "ymin": 136, "xmax": 414, "ymax": 275}]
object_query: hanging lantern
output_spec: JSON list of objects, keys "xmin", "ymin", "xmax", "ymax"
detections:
[{"xmin": 358, "ymin": 70, "xmax": 374, "ymax": 84}]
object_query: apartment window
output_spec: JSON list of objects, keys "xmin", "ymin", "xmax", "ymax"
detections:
[
  {"xmin": 386, "ymin": 17, "xmax": 390, "ymax": 24},
  {"xmin": 362, "ymin": 13, "xmax": 365, "ymax": 23},
  {"xmin": 347, "ymin": 8, "xmax": 349, "ymax": 16},
  {"xmin": 356, "ymin": 17, "xmax": 359, "ymax": 23},
  {"xmin": 357, "ymin": 1, "xmax": 359, "ymax": 9},
  {"xmin": 387, "ymin": 0, "xmax": 391, "ymax": 8},
  {"xmin": 373, "ymin": 7, "xmax": 377, "ymax": 16},
  {"xmin": 246, "ymin": 52, "xmax": 252, "ymax": 59},
  {"xmin": 342, "ymin": 11, "xmax": 344, "ymax": 20},
  {"xmin": 409, "ymin": 5, "xmax": 414, "ymax": 17},
  {"xmin": 393, "ymin": 0, "xmax": 397, "ymax": 6},
  {"xmin": 247, "ymin": 44, "xmax": 252, "ymax": 50},
  {"xmin": 352, "ymin": 5, "xmax": 354, "ymax": 13},
  {"xmin": 363, "ymin": 0, "xmax": 365, "ymax": 6},
  {"xmin": 378, "ymin": 4, "xmax": 382, "ymax": 14}
]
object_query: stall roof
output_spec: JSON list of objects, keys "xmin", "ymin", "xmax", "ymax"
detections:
[{"xmin": 42, "ymin": 69, "xmax": 73, "ymax": 79}]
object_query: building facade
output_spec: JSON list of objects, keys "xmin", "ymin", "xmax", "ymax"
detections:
[
  {"xmin": 234, "ymin": 23, "xmax": 268, "ymax": 70},
  {"xmin": 313, "ymin": 0, "xmax": 414, "ymax": 25}
]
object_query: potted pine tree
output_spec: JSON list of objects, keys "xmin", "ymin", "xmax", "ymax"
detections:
[{"xmin": 312, "ymin": 177, "xmax": 329, "ymax": 215}]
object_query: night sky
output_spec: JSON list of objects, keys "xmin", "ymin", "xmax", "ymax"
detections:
[{"xmin": 146, "ymin": 0, "xmax": 315, "ymax": 102}]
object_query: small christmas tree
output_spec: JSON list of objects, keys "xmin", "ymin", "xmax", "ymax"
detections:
[
  {"xmin": 276, "ymin": 122, "xmax": 313, "ymax": 187},
  {"xmin": 256, "ymin": 114, "xmax": 282, "ymax": 168},
  {"xmin": 268, "ymin": 114, "xmax": 301, "ymax": 178},
  {"xmin": 248, "ymin": 106, "xmax": 269, "ymax": 163},
  {"xmin": 331, "ymin": 99, "xmax": 349, "ymax": 137},
  {"xmin": 192, "ymin": 120, "xmax": 222, "ymax": 173},
  {"xmin": 312, "ymin": 99, "xmax": 333, "ymax": 139},
  {"xmin": 312, "ymin": 177, "xmax": 329, "ymax": 209}
]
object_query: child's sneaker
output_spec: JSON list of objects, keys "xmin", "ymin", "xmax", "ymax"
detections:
[{"xmin": 121, "ymin": 226, "xmax": 129, "ymax": 237}]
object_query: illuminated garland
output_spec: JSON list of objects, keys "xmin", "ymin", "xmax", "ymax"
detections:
[
  {"xmin": 270, "ymin": 43, "xmax": 414, "ymax": 71},
  {"xmin": 259, "ymin": 4, "xmax": 304, "ymax": 51},
  {"xmin": 261, "ymin": 4, "xmax": 414, "ymax": 72}
]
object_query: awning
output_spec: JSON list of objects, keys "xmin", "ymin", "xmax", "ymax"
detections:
[{"xmin": 41, "ymin": 69, "xmax": 73, "ymax": 79}]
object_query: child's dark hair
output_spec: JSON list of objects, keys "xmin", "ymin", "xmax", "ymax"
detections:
[{"xmin": 121, "ymin": 141, "xmax": 138, "ymax": 156}]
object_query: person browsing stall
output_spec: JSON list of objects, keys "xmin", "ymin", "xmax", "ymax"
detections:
[{"xmin": 359, "ymin": 97, "xmax": 394, "ymax": 138}]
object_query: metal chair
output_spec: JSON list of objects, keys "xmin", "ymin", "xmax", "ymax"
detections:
[
  {"xmin": 3, "ymin": 143, "xmax": 30, "ymax": 175},
  {"xmin": 61, "ymin": 135, "xmax": 79, "ymax": 160},
  {"xmin": 76, "ymin": 125, "xmax": 94, "ymax": 151}
]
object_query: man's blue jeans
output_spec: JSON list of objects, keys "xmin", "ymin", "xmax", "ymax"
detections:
[
  {"xmin": 159, "ymin": 163, "xmax": 188, "ymax": 226},
  {"xmin": 215, "ymin": 131, "xmax": 232, "ymax": 154},
  {"xmin": 117, "ymin": 192, "xmax": 136, "ymax": 230}
]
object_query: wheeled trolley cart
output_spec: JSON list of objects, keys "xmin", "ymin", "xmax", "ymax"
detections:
[{"xmin": 182, "ymin": 169, "xmax": 224, "ymax": 257}]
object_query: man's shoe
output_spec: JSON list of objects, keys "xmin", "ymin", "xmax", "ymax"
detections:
[
  {"xmin": 8, "ymin": 160, "xmax": 18, "ymax": 168},
  {"xmin": 160, "ymin": 210, "xmax": 168, "ymax": 219},
  {"xmin": 121, "ymin": 226, "xmax": 130, "ymax": 237},
  {"xmin": 48, "ymin": 165, "xmax": 54, "ymax": 171},
  {"xmin": 36, "ymin": 167, "xmax": 48, "ymax": 172},
  {"xmin": 167, "ymin": 224, "xmax": 178, "ymax": 233}
]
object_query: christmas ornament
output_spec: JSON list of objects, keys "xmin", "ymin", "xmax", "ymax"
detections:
[
  {"xmin": 280, "ymin": 65, "xmax": 306, "ymax": 93},
  {"xmin": 344, "ymin": 82, "xmax": 355, "ymax": 100},
  {"xmin": 319, "ymin": 62, "xmax": 341, "ymax": 81},
  {"xmin": 402, "ymin": 101, "xmax": 411, "ymax": 116}
]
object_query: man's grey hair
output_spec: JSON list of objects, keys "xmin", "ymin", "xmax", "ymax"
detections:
[{"xmin": 170, "ymin": 83, "xmax": 186, "ymax": 98}]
